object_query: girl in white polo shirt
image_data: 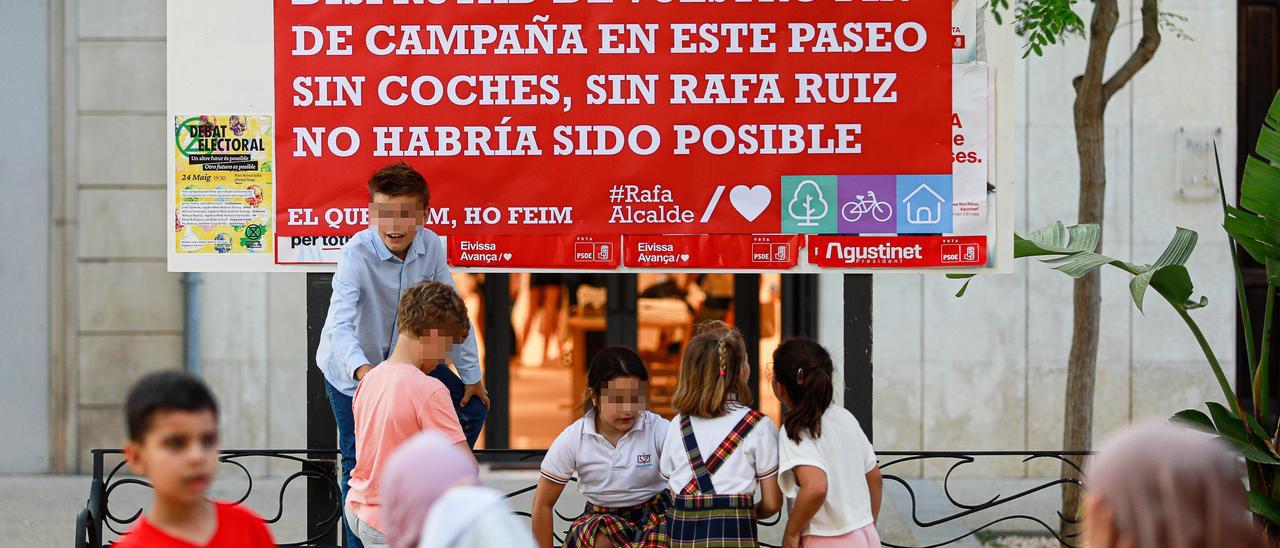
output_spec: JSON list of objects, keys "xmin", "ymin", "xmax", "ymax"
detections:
[
  {"xmin": 533, "ymin": 347, "xmax": 671, "ymax": 548},
  {"xmin": 660, "ymin": 322, "xmax": 782, "ymax": 547},
  {"xmin": 770, "ymin": 339, "xmax": 883, "ymax": 548}
]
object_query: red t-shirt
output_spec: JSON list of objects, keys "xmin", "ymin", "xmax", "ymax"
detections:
[{"xmin": 113, "ymin": 502, "xmax": 275, "ymax": 548}]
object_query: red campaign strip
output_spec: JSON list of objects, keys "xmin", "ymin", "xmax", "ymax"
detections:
[
  {"xmin": 623, "ymin": 234, "xmax": 803, "ymax": 269},
  {"xmin": 448, "ymin": 235, "xmax": 620, "ymax": 269},
  {"xmin": 807, "ymin": 235, "xmax": 987, "ymax": 268}
]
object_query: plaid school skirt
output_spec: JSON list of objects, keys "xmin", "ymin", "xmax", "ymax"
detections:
[
  {"xmin": 664, "ymin": 492, "xmax": 758, "ymax": 548},
  {"xmin": 565, "ymin": 492, "xmax": 670, "ymax": 548}
]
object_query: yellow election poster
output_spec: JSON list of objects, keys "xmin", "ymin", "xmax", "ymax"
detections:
[{"xmin": 173, "ymin": 114, "xmax": 273, "ymax": 254}]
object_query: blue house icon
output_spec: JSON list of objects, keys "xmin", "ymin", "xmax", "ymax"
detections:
[
  {"xmin": 902, "ymin": 184, "xmax": 945, "ymax": 225},
  {"xmin": 896, "ymin": 175, "xmax": 953, "ymax": 234}
]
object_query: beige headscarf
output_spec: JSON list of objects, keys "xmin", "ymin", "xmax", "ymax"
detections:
[
  {"xmin": 1085, "ymin": 421, "xmax": 1268, "ymax": 548},
  {"xmin": 380, "ymin": 432, "xmax": 479, "ymax": 548}
]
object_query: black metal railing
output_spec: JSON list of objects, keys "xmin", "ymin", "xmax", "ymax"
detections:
[
  {"xmin": 75, "ymin": 448, "xmax": 1087, "ymax": 548},
  {"xmin": 877, "ymin": 451, "xmax": 1089, "ymax": 548}
]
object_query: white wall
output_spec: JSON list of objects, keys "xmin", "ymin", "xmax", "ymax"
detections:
[
  {"xmin": 872, "ymin": 0, "xmax": 1238, "ymax": 477},
  {"xmin": 0, "ymin": 0, "xmax": 53, "ymax": 473},
  {"xmin": 200, "ymin": 272, "xmax": 308, "ymax": 476}
]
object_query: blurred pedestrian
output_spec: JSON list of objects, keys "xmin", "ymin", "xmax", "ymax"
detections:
[
  {"xmin": 381, "ymin": 431, "xmax": 535, "ymax": 548},
  {"xmin": 1084, "ymin": 421, "xmax": 1268, "ymax": 548}
]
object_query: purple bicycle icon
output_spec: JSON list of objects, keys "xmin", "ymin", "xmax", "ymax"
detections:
[{"xmin": 840, "ymin": 191, "xmax": 893, "ymax": 223}]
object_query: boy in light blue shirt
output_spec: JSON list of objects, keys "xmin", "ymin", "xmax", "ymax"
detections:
[{"xmin": 316, "ymin": 162, "xmax": 488, "ymax": 548}]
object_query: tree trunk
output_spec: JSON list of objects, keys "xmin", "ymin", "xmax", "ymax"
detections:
[
  {"xmin": 1060, "ymin": 98, "xmax": 1106, "ymax": 542},
  {"xmin": 1059, "ymin": 0, "xmax": 1120, "ymax": 541},
  {"xmin": 1055, "ymin": 1, "xmax": 1161, "ymax": 542}
]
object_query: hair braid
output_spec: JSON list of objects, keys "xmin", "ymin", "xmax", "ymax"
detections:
[
  {"xmin": 716, "ymin": 333, "xmax": 728, "ymax": 378},
  {"xmin": 672, "ymin": 321, "xmax": 753, "ymax": 417}
]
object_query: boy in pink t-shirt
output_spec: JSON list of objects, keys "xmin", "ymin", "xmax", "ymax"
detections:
[{"xmin": 345, "ymin": 280, "xmax": 473, "ymax": 547}]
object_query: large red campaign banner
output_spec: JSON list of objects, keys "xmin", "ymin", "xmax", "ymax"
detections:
[{"xmin": 273, "ymin": 0, "xmax": 952, "ymax": 251}]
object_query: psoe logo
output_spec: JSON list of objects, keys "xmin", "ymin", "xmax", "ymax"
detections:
[
  {"xmin": 751, "ymin": 243, "xmax": 788, "ymax": 263},
  {"xmin": 636, "ymin": 454, "xmax": 652, "ymax": 466},
  {"xmin": 941, "ymin": 243, "xmax": 981, "ymax": 264}
]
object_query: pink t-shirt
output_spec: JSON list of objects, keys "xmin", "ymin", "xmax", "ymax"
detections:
[{"xmin": 347, "ymin": 362, "xmax": 466, "ymax": 531}]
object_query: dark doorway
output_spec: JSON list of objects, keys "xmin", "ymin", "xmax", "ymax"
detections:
[{"xmin": 1236, "ymin": 0, "xmax": 1280, "ymax": 421}]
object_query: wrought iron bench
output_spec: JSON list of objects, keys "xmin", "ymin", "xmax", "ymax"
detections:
[
  {"xmin": 75, "ymin": 448, "xmax": 347, "ymax": 548},
  {"xmin": 74, "ymin": 448, "xmax": 1085, "ymax": 548}
]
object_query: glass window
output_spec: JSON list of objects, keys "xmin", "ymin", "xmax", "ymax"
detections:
[
  {"xmin": 497, "ymin": 272, "xmax": 785, "ymax": 448},
  {"xmin": 508, "ymin": 274, "xmax": 608, "ymax": 448}
]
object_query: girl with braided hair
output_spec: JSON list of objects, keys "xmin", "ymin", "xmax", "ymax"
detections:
[{"xmin": 660, "ymin": 321, "xmax": 782, "ymax": 547}]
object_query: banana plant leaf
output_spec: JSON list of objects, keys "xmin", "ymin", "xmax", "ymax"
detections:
[
  {"xmin": 1172, "ymin": 408, "xmax": 1215, "ymax": 433},
  {"xmin": 949, "ymin": 221, "xmax": 1206, "ymax": 313},
  {"xmin": 1226, "ymin": 91, "xmax": 1280, "ymax": 282},
  {"xmin": 1250, "ymin": 493, "xmax": 1280, "ymax": 526},
  {"xmin": 1207, "ymin": 401, "xmax": 1249, "ymax": 442},
  {"xmin": 948, "ymin": 221, "xmax": 1234, "ymax": 429},
  {"xmin": 1221, "ymin": 90, "xmax": 1280, "ymax": 479},
  {"xmin": 1226, "ymin": 437, "xmax": 1280, "ymax": 465},
  {"xmin": 1172, "ymin": 405, "xmax": 1280, "ymax": 465}
]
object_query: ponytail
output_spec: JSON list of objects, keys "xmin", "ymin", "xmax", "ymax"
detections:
[{"xmin": 772, "ymin": 339, "xmax": 834, "ymax": 443}]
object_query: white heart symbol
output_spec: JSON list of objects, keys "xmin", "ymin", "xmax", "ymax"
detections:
[
  {"xmin": 679, "ymin": 254, "xmax": 690, "ymax": 262},
  {"xmin": 729, "ymin": 185, "xmax": 771, "ymax": 222},
  {"xmin": 501, "ymin": 253, "xmax": 512, "ymax": 261}
]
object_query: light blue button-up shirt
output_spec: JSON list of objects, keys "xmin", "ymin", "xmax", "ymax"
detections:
[{"xmin": 316, "ymin": 226, "xmax": 480, "ymax": 397}]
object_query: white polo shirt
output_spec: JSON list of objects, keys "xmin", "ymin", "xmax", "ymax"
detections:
[
  {"xmin": 540, "ymin": 411, "xmax": 671, "ymax": 507},
  {"xmin": 659, "ymin": 404, "xmax": 779, "ymax": 495}
]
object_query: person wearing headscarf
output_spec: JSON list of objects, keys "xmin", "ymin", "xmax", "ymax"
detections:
[
  {"xmin": 1084, "ymin": 421, "xmax": 1269, "ymax": 548},
  {"xmin": 379, "ymin": 432, "xmax": 478, "ymax": 548},
  {"xmin": 380, "ymin": 431, "xmax": 534, "ymax": 548}
]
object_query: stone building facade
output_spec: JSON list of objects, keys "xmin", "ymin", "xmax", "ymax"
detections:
[{"xmin": 0, "ymin": 0, "xmax": 1240, "ymax": 476}]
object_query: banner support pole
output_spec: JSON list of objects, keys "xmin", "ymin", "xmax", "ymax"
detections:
[
  {"xmin": 306, "ymin": 273, "xmax": 340, "ymax": 545},
  {"xmin": 843, "ymin": 274, "xmax": 874, "ymax": 442}
]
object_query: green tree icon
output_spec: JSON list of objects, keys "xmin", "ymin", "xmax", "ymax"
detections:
[{"xmin": 788, "ymin": 179, "xmax": 829, "ymax": 226}]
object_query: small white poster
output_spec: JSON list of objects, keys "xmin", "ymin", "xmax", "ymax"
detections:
[{"xmin": 952, "ymin": 63, "xmax": 990, "ymax": 235}]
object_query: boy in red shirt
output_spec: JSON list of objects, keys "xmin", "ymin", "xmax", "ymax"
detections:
[{"xmin": 114, "ymin": 371, "xmax": 275, "ymax": 548}]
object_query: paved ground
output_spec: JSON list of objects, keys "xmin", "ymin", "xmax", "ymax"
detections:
[{"xmin": 4, "ymin": 471, "xmax": 1065, "ymax": 547}]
